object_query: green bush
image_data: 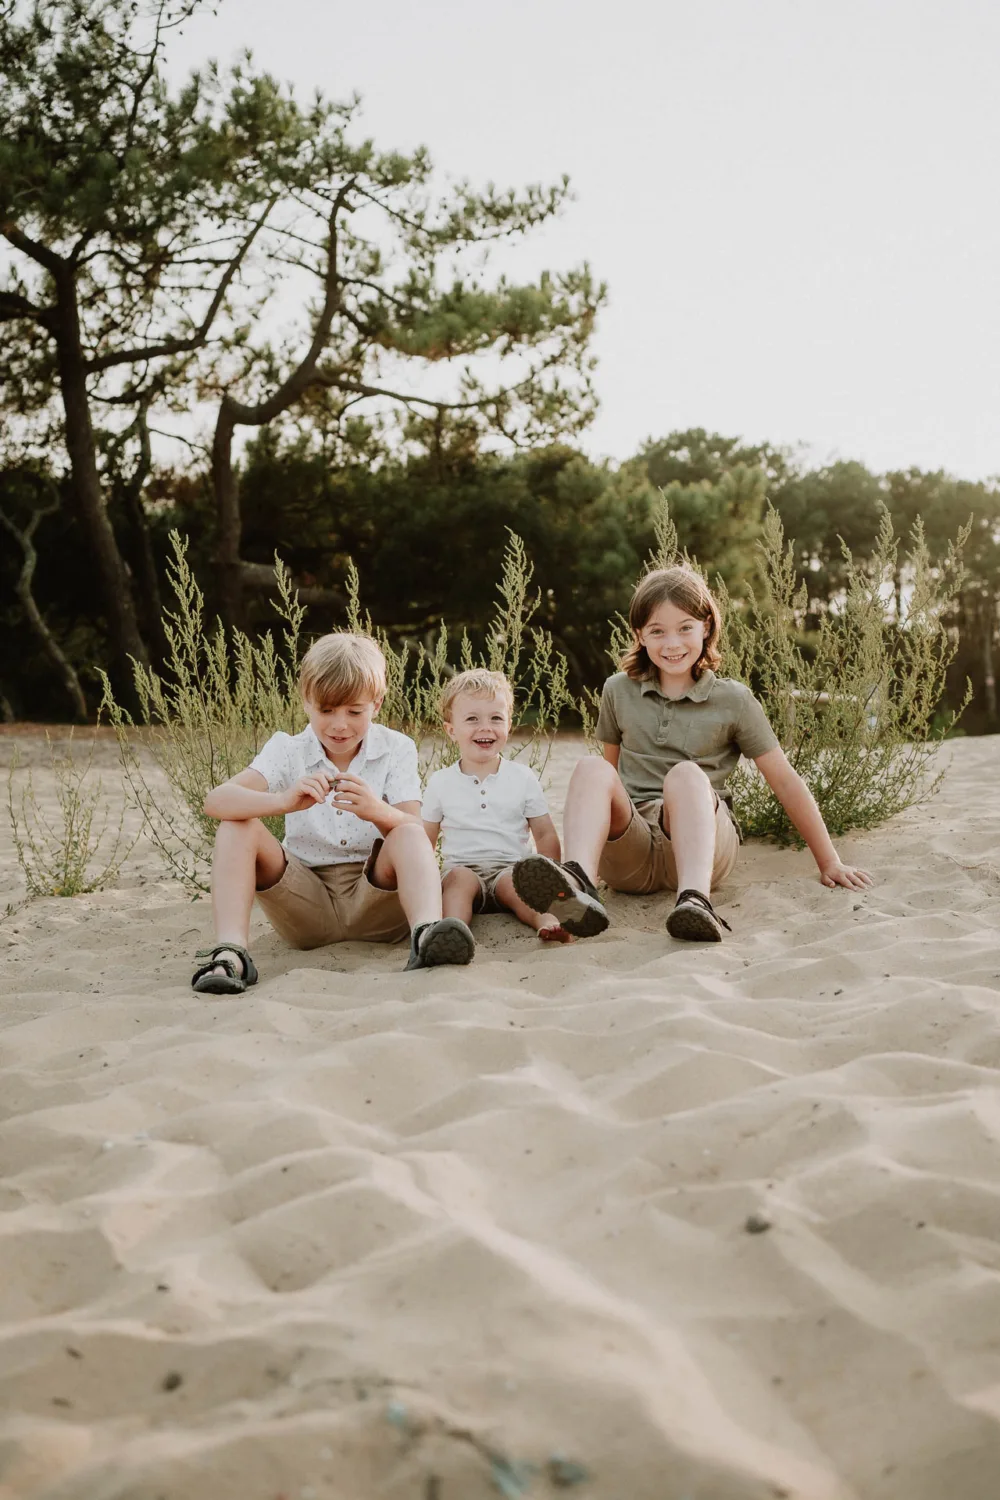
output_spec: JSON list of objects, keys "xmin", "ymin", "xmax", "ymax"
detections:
[
  {"xmin": 718, "ymin": 504, "xmax": 970, "ymax": 840},
  {"xmin": 6, "ymin": 731, "xmax": 136, "ymax": 897}
]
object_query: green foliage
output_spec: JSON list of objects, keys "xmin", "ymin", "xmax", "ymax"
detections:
[
  {"xmin": 6, "ymin": 732, "xmax": 136, "ymax": 897},
  {"xmin": 101, "ymin": 529, "xmax": 576, "ymax": 890},
  {"xmin": 718, "ymin": 504, "xmax": 971, "ymax": 841},
  {"xmin": 100, "ymin": 532, "xmax": 307, "ymax": 890}
]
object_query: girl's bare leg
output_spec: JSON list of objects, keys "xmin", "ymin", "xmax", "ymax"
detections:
[
  {"xmin": 561, "ymin": 757, "xmax": 634, "ymax": 883},
  {"xmin": 661, "ymin": 761, "xmax": 717, "ymax": 895},
  {"xmin": 493, "ymin": 872, "xmax": 572, "ymax": 940},
  {"xmin": 208, "ymin": 817, "xmax": 287, "ymax": 975},
  {"xmin": 371, "ymin": 821, "xmax": 443, "ymax": 930},
  {"xmin": 441, "ymin": 866, "xmax": 480, "ymax": 925}
]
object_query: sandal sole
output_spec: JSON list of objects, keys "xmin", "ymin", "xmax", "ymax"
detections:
[
  {"xmin": 192, "ymin": 975, "xmax": 250, "ymax": 995},
  {"xmin": 417, "ymin": 920, "xmax": 476, "ymax": 968},
  {"xmin": 512, "ymin": 857, "xmax": 609, "ymax": 939},
  {"xmin": 666, "ymin": 905, "xmax": 723, "ymax": 942}
]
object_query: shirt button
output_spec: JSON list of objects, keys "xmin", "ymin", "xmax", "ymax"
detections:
[
  {"xmin": 340, "ymin": 839, "xmax": 347, "ymax": 846},
  {"xmin": 481, "ymin": 802, "xmax": 487, "ymax": 809},
  {"xmin": 336, "ymin": 809, "xmax": 342, "ymax": 816}
]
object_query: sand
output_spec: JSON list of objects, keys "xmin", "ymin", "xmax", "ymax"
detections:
[{"xmin": 1, "ymin": 729, "xmax": 999, "ymax": 1500}]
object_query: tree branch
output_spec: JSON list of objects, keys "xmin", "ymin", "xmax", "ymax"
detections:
[
  {"xmin": 0, "ymin": 290, "xmax": 56, "ymax": 328},
  {"xmin": 85, "ymin": 202, "xmax": 275, "ymax": 373},
  {"xmin": 221, "ymin": 183, "xmax": 354, "ymax": 426},
  {"xmin": 2, "ymin": 223, "xmax": 66, "ymax": 277}
]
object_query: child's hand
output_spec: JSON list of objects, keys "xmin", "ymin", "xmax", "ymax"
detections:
[
  {"xmin": 818, "ymin": 858, "xmax": 873, "ymax": 890},
  {"xmin": 281, "ymin": 772, "xmax": 334, "ymax": 813},
  {"xmin": 330, "ymin": 772, "xmax": 383, "ymax": 823}
]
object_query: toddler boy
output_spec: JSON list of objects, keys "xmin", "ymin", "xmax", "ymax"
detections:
[{"xmin": 421, "ymin": 669, "xmax": 571, "ymax": 942}]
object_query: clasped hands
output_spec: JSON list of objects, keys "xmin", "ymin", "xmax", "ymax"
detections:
[{"xmin": 282, "ymin": 770, "xmax": 382, "ymax": 822}]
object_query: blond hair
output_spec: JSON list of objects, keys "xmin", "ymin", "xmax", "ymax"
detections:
[
  {"xmin": 299, "ymin": 632, "xmax": 387, "ymax": 707},
  {"xmin": 440, "ymin": 668, "xmax": 514, "ymax": 722},
  {"xmin": 621, "ymin": 566, "xmax": 722, "ymax": 682}
]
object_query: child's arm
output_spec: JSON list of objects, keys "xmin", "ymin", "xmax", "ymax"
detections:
[
  {"xmin": 528, "ymin": 813, "xmax": 561, "ymax": 861},
  {"xmin": 754, "ymin": 748, "xmax": 873, "ymax": 889},
  {"xmin": 203, "ymin": 767, "xmax": 331, "ymax": 821},
  {"xmin": 602, "ymin": 743, "xmax": 621, "ymax": 769},
  {"xmin": 422, "ymin": 818, "xmax": 441, "ymax": 849}
]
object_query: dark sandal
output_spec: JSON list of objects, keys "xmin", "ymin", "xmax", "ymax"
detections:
[
  {"xmin": 404, "ymin": 918, "xmax": 476, "ymax": 971},
  {"xmin": 192, "ymin": 943, "xmax": 259, "ymax": 995},
  {"xmin": 666, "ymin": 889, "xmax": 731, "ymax": 943},
  {"xmin": 511, "ymin": 856, "xmax": 609, "ymax": 939}
]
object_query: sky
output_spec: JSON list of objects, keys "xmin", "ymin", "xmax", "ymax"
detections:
[{"xmin": 166, "ymin": 0, "xmax": 1000, "ymax": 480}]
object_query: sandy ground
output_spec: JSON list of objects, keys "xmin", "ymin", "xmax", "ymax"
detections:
[{"xmin": 1, "ymin": 730, "xmax": 999, "ymax": 1500}]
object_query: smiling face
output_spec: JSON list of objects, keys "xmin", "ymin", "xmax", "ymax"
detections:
[
  {"xmin": 303, "ymin": 693, "xmax": 381, "ymax": 766},
  {"xmin": 637, "ymin": 599, "xmax": 709, "ymax": 690},
  {"xmin": 444, "ymin": 691, "xmax": 511, "ymax": 769}
]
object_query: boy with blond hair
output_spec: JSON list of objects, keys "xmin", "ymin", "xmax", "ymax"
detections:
[
  {"xmin": 421, "ymin": 668, "xmax": 571, "ymax": 942},
  {"xmin": 191, "ymin": 633, "xmax": 475, "ymax": 993}
]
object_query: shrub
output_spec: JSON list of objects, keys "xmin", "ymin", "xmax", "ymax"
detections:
[
  {"xmin": 718, "ymin": 504, "xmax": 970, "ymax": 840},
  {"xmin": 6, "ymin": 731, "xmax": 136, "ymax": 897}
]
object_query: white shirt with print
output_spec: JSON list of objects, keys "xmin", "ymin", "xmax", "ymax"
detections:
[
  {"xmin": 250, "ymin": 722, "xmax": 421, "ymax": 867},
  {"xmin": 421, "ymin": 757, "xmax": 549, "ymax": 871}
]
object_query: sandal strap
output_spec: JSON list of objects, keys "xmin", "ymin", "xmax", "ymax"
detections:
[
  {"xmin": 674, "ymin": 889, "xmax": 732, "ymax": 932},
  {"xmin": 193, "ymin": 944, "xmax": 258, "ymax": 983}
]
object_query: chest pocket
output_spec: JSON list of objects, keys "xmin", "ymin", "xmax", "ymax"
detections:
[{"xmin": 674, "ymin": 707, "xmax": 732, "ymax": 762}]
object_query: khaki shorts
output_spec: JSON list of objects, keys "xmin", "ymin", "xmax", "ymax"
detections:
[
  {"xmin": 462, "ymin": 862, "xmax": 514, "ymax": 915},
  {"xmin": 598, "ymin": 797, "xmax": 740, "ymax": 895},
  {"xmin": 255, "ymin": 843, "xmax": 409, "ymax": 950}
]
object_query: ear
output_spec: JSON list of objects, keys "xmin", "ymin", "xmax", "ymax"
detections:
[
  {"xmin": 372, "ymin": 695, "xmax": 385, "ymax": 715},
  {"xmin": 443, "ymin": 720, "xmax": 458, "ymax": 744}
]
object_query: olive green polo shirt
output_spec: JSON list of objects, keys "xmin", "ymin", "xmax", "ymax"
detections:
[{"xmin": 594, "ymin": 670, "xmax": 780, "ymax": 806}]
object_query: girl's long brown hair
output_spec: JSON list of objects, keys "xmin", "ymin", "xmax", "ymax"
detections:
[{"xmin": 620, "ymin": 566, "xmax": 723, "ymax": 682}]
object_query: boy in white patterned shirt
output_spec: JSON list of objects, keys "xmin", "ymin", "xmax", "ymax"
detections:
[
  {"xmin": 191, "ymin": 634, "xmax": 475, "ymax": 993},
  {"xmin": 421, "ymin": 669, "xmax": 572, "ymax": 943}
]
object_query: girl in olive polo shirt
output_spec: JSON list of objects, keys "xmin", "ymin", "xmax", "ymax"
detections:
[{"xmin": 512, "ymin": 566, "xmax": 873, "ymax": 942}]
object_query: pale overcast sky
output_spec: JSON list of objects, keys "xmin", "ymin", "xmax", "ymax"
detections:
[{"xmin": 168, "ymin": 0, "xmax": 1000, "ymax": 479}]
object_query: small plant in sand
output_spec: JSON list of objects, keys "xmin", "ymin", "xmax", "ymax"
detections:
[
  {"xmin": 102, "ymin": 530, "xmax": 575, "ymax": 892},
  {"xmin": 6, "ymin": 732, "xmax": 137, "ymax": 897},
  {"xmin": 100, "ymin": 532, "xmax": 306, "ymax": 891},
  {"xmin": 720, "ymin": 504, "xmax": 970, "ymax": 840}
]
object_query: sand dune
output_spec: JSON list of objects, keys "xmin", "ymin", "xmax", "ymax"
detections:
[{"xmin": 1, "ymin": 731, "xmax": 999, "ymax": 1500}]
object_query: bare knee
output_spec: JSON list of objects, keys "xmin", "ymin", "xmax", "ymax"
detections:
[
  {"xmin": 569, "ymin": 756, "xmax": 619, "ymax": 791},
  {"xmin": 663, "ymin": 760, "xmax": 713, "ymax": 800},
  {"xmin": 442, "ymin": 866, "xmax": 479, "ymax": 894},
  {"xmin": 215, "ymin": 816, "xmax": 263, "ymax": 847}
]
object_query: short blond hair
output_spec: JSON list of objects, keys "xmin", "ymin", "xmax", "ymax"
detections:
[
  {"xmin": 299, "ymin": 632, "xmax": 386, "ymax": 708},
  {"xmin": 441, "ymin": 668, "xmax": 514, "ymax": 723}
]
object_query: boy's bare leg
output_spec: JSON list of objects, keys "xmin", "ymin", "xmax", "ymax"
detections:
[
  {"xmin": 493, "ymin": 872, "xmax": 572, "ymax": 941},
  {"xmin": 561, "ymin": 757, "xmax": 634, "ymax": 883},
  {"xmin": 371, "ymin": 821, "xmax": 443, "ymax": 930},
  {"xmin": 441, "ymin": 866, "xmax": 480, "ymax": 925},
  {"xmin": 208, "ymin": 817, "xmax": 287, "ymax": 975},
  {"xmin": 661, "ymin": 761, "xmax": 716, "ymax": 896}
]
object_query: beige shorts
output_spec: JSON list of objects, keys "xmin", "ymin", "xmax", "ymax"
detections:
[
  {"xmin": 255, "ymin": 843, "xmax": 409, "ymax": 950},
  {"xmin": 466, "ymin": 863, "xmax": 514, "ymax": 915},
  {"xmin": 598, "ymin": 796, "xmax": 740, "ymax": 895}
]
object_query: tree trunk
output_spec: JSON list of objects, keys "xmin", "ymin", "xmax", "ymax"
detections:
[
  {"xmin": 0, "ymin": 509, "xmax": 88, "ymax": 721},
  {"xmin": 116, "ymin": 409, "xmax": 167, "ymax": 661},
  {"xmin": 984, "ymin": 593, "xmax": 997, "ymax": 723},
  {"xmin": 211, "ymin": 398, "xmax": 245, "ymax": 632},
  {"xmin": 53, "ymin": 269, "xmax": 149, "ymax": 682}
]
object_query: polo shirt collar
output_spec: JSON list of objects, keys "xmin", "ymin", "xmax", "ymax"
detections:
[
  {"xmin": 302, "ymin": 720, "xmax": 392, "ymax": 769},
  {"xmin": 639, "ymin": 668, "xmax": 716, "ymax": 704}
]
